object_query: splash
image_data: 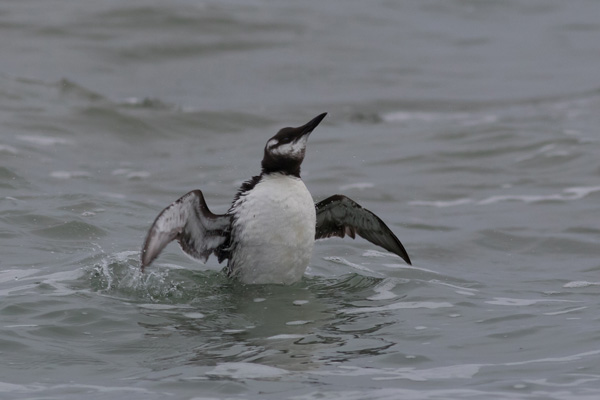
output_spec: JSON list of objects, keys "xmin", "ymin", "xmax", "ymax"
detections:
[{"xmin": 87, "ymin": 250, "xmax": 228, "ymax": 304}]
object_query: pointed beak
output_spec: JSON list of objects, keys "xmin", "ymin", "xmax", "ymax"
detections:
[{"xmin": 297, "ymin": 112, "xmax": 327, "ymax": 137}]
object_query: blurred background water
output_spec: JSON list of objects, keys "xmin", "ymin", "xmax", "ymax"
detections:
[{"xmin": 1, "ymin": 0, "xmax": 600, "ymax": 399}]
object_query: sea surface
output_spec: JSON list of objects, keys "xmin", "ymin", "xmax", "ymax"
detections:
[{"xmin": 1, "ymin": 1, "xmax": 600, "ymax": 399}]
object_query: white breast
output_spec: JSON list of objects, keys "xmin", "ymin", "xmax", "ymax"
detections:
[{"xmin": 228, "ymin": 174, "xmax": 316, "ymax": 284}]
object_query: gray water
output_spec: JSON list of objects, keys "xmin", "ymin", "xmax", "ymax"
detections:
[{"xmin": 1, "ymin": 1, "xmax": 600, "ymax": 399}]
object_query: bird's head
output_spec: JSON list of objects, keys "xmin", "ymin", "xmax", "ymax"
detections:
[{"xmin": 261, "ymin": 112, "xmax": 327, "ymax": 177}]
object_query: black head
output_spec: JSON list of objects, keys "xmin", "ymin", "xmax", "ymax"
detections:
[{"xmin": 261, "ymin": 112, "xmax": 327, "ymax": 177}]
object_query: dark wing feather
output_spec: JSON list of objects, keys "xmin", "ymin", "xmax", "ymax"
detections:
[
  {"xmin": 141, "ymin": 190, "xmax": 231, "ymax": 270},
  {"xmin": 315, "ymin": 194, "xmax": 411, "ymax": 265}
]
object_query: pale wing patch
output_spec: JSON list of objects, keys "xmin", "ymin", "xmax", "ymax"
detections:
[{"xmin": 141, "ymin": 190, "xmax": 231, "ymax": 270}]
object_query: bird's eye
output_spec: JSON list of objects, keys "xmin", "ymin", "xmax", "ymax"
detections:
[{"xmin": 280, "ymin": 137, "xmax": 292, "ymax": 144}]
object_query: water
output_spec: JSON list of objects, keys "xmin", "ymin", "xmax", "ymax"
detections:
[{"xmin": 1, "ymin": 1, "xmax": 600, "ymax": 399}]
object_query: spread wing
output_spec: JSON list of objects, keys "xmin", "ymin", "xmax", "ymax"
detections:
[
  {"xmin": 315, "ymin": 194, "xmax": 411, "ymax": 265},
  {"xmin": 141, "ymin": 190, "xmax": 231, "ymax": 270}
]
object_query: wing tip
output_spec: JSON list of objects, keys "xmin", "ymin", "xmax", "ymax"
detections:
[{"xmin": 391, "ymin": 237, "xmax": 412, "ymax": 266}]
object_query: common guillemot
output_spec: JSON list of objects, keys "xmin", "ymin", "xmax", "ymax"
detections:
[{"xmin": 141, "ymin": 113, "xmax": 411, "ymax": 284}]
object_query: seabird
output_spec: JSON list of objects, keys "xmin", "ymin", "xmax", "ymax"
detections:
[{"xmin": 141, "ymin": 113, "xmax": 411, "ymax": 284}]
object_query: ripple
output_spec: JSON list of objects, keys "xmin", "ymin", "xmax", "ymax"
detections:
[
  {"xmin": 0, "ymin": 144, "xmax": 18, "ymax": 154},
  {"xmin": 57, "ymin": 79, "xmax": 106, "ymax": 102},
  {"xmin": 118, "ymin": 96, "xmax": 172, "ymax": 110},
  {"xmin": 478, "ymin": 185, "xmax": 600, "ymax": 205},
  {"xmin": 0, "ymin": 382, "xmax": 155, "ymax": 397},
  {"xmin": 338, "ymin": 182, "xmax": 375, "ymax": 191},
  {"xmin": 289, "ymin": 387, "xmax": 600, "ymax": 400},
  {"xmin": 543, "ymin": 306, "xmax": 588, "ymax": 316},
  {"xmin": 32, "ymin": 220, "xmax": 106, "ymax": 240},
  {"xmin": 0, "ymin": 167, "xmax": 29, "ymax": 189},
  {"xmin": 367, "ymin": 278, "xmax": 404, "ymax": 301},
  {"xmin": 410, "ymin": 185, "xmax": 600, "ymax": 208},
  {"xmin": 16, "ymin": 135, "xmax": 73, "ymax": 146},
  {"xmin": 316, "ymin": 363, "xmax": 481, "ymax": 381},
  {"xmin": 323, "ymin": 256, "xmax": 380, "ymax": 276},
  {"xmin": 409, "ymin": 198, "xmax": 473, "ymax": 208},
  {"xmin": 343, "ymin": 301, "xmax": 453, "ymax": 314},
  {"xmin": 205, "ymin": 362, "xmax": 289, "ymax": 379},
  {"xmin": 485, "ymin": 297, "xmax": 581, "ymax": 306},
  {"xmin": 111, "ymin": 168, "xmax": 151, "ymax": 180},
  {"xmin": 563, "ymin": 281, "xmax": 600, "ymax": 288},
  {"xmin": 50, "ymin": 170, "xmax": 91, "ymax": 179},
  {"xmin": 381, "ymin": 110, "xmax": 498, "ymax": 127}
]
